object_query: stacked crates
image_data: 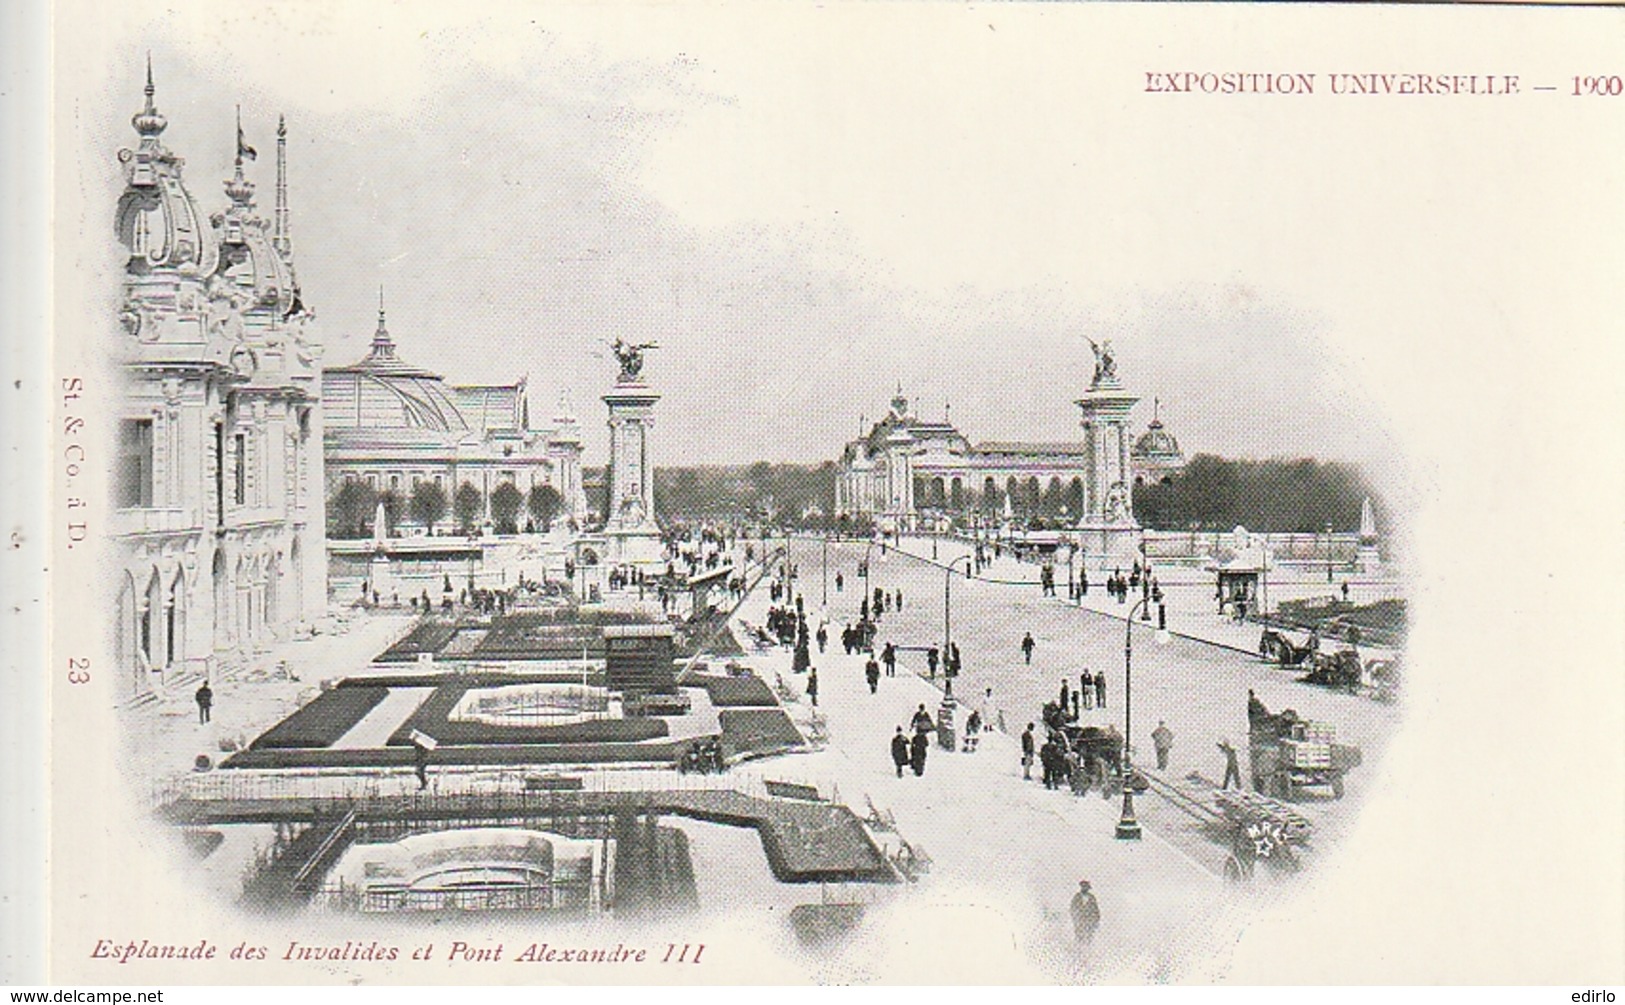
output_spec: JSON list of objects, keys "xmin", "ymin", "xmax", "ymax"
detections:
[{"xmin": 1282, "ymin": 720, "xmax": 1335, "ymax": 768}]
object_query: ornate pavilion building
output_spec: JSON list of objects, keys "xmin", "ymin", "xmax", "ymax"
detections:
[
  {"xmin": 111, "ymin": 66, "xmax": 326, "ymax": 701},
  {"xmin": 835, "ymin": 385, "xmax": 1185, "ymax": 531},
  {"xmin": 321, "ymin": 307, "xmax": 588, "ymax": 534}
]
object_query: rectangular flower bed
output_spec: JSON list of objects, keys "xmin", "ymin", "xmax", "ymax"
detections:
[{"xmin": 248, "ymin": 686, "xmax": 389, "ymax": 750}]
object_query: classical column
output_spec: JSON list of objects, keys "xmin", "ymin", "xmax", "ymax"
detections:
[
  {"xmin": 1074, "ymin": 340, "xmax": 1141, "ymax": 567},
  {"xmin": 602, "ymin": 343, "xmax": 663, "ymax": 567}
]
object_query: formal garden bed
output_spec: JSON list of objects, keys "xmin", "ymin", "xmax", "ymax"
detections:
[
  {"xmin": 247, "ymin": 686, "xmax": 389, "ymax": 750},
  {"xmin": 382, "ymin": 683, "xmax": 668, "ymax": 747},
  {"xmin": 718, "ymin": 709, "xmax": 804, "ymax": 758},
  {"xmin": 700, "ymin": 675, "xmax": 778, "ymax": 708},
  {"xmin": 375, "ymin": 619, "xmax": 462, "ymax": 662}
]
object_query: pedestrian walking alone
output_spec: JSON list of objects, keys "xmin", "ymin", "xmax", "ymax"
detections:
[
  {"xmin": 1070, "ymin": 880, "xmax": 1101, "ymax": 944},
  {"xmin": 413, "ymin": 742, "xmax": 430, "ymax": 790},
  {"xmin": 1021, "ymin": 723, "xmax": 1036, "ymax": 780},
  {"xmin": 1152, "ymin": 720, "xmax": 1174, "ymax": 770},
  {"xmin": 865, "ymin": 657, "xmax": 881, "ymax": 694},
  {"xmin": 890, "ymin": 727, "xmax": 910, "ymax": 778},
  {"xmin": 1218, "ymin": 738, "xmax": 1243, "ymax": 789},
  {"xmin": 1021, "ymin": 631, "xmax": 1036, "ymax": 665},
  {"xmin": 816, "ymin": 624, "xmax": 828, "ymax": 653},
  {"xmin": 806, "ymin": 668, "xmax": 819, "ymax": 707},
  {"xmin": 882, "ymin": 642, "xmax": 898, "ymax": 677},
  {"xmin": 194, "ymin": 682, "xmax": 213, "ymax": 725},
  {"xmin": 927, "ymin": 646, "xmax": 939, "ymax": 679}
]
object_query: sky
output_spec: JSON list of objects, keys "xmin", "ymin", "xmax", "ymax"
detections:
[{"xmin": 80, "ymin": 2, "xmax": 1602, "ymax": 509}]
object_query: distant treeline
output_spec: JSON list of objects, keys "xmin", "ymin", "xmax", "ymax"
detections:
[
  {"xmin": 583, "ymin": 454, "xmax": 1383, "ymax": 534},
  {"xmin": 1133, "ymin": 455, "xmax": 1383, "ymax": 534},
  {"xmin": 586, "ymin": 462, "xmax": 839, "ymax": 524}
]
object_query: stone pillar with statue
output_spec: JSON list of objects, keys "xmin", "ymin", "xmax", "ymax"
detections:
[
  {"xmin": 1074, "ymin": 338, "xmax": 1142, "ymax": 569},
  {"xmin": 602, "ymin": 338, "xmax": 665, "ymax": 568}
]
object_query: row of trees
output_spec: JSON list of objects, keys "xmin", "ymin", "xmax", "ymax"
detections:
[
  {"xmin": 327, "ymin": 477, "xmax": 564, "ymax": 539},
  {"xmin": 1132, "ymin": 455, "xmax": 1381, "ymax": 534},
  {"xmin": 641, "ymin": 462, "xmax": 840, "ymax": 524},
  {"xmin": 627, "ymin": 455, "xmax": 1380, "ymax": 535}
]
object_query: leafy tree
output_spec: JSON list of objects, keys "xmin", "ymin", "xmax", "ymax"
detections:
[
  {"xmin": 490, "ymin": 481, "xmax": 524, "ymax": 534},
  {"xmin": 410, "ymin": 480, "xmax": 448, "ymax": 534},
  {"xmin": 527, "ymin": 482, "xmax": 564, "ymax": 532},
  {"xmin": 327, "ymin": 479, "xmax": 377, "ymax": 539},
  {"xmin": 1132, "ymin": 454, "xmax": 1376, "ymax": 533},
  {"xmin": 453, "ymin": 482, "xmax": 483, "ymax": 535}
]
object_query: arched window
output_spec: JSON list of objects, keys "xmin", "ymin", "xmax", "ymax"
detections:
[{"xmin": 211, "ymin": 548, "xmax": 229, "ymax": 650}]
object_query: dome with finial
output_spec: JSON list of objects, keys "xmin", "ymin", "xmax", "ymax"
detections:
[
  {"xmin": 1133, "ymin": 399, "xmax": 1183, "ymax": 460},
  {"xmin": 323, "ymin": 291, "xmax": 470, "ymax": 433},
  {"xmin": 1134, "ymin": 417, "xmax": 1182, "ymax": 459},
  {"xmin": 114, "ymin": 58, "xmax": 217, "ymax": 277},
  {"xmin": 212, "ymin": 107, "xmax": 294, "ymax": 320},
  {"xmin": 130, "ymin": 58, "xmax": 167, "ymax": 138},
  {"xmin": 1131, "ymin": 399, "xmax": 1187, "ymax": 485}
]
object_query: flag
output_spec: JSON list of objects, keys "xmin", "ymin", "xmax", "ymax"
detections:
[{"xmin": 236, "ymin": 107, "xmax": 257, "ymax": 161}]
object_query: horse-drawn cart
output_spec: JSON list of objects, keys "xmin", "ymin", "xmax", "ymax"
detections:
[
  {"xmin": 1248, "ymin": 703, "xmax": 1362, "ymax": 800},
  {"xmin": 1215, "ymin": 788, "xmax": 1315, "ymax": 882}
]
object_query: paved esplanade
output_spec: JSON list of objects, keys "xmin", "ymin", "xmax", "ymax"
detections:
[
  {"xmin": 730, "ymin": 545, "xmax": 1240, "ymax": 980},
  {"xmin": 774, "ymin": 536, "xmax": 1403, "ymax": 878}
]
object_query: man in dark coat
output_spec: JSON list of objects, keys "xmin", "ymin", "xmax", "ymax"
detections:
[
  {"xmin": 1021, "ymin": 723, "xmax": 1036, "ymax": 780},
  {"xmin": 806, "ymin": 668, "xmax": 819, "ymax": 707},
  {"xmin": 927, "ymin": 646, "xmax": 940, "ymax": 679},
  {"xmin": 194, "ymin": 682, "xmax": 213, "ymax": 724},
  {"xmin": 1070, "ymin": 880, "xmax": 1101, "ymax": 944},
  {"xmin": 882, "ymin": 642, "xmax": 898, "ymax": 677},
  {"xmin": 865, "ymin": 657, "xmax": 881, "ymax": 694},
  {"xmin": 909, "ymin": 730, "xmax": 929, "ymax": 777},
  {"xmin": 413, "ymin": 742, "xmax": 430, "ymax": 790},
  {"xmin": 911, "ymin": 703, "xmax": 934, "ymax": 735},
  {"xmin": 1152, "ymin": 720, "xmax": 1175, "ymax": 770},
  {"xmin": 1038, "ymin": 736, "xmax": 1058, "ymax": 789},
  {"xmin": 1080, "ymin": 670, "xmax": 1094, "ymax": 711},
  {"xmin": 1094, "ymin": 673, "xmax": 1106, "ymax": 709},
  {"xmin": 1218, "ymin": 739, "xmax": 1243, "ymax": 789},
  {"xmin": 890, "ymin": 727, "xmax": 910, "ymax": 777},
  {"xmin": 1021, "ymin": 631, "xmax": 1036, "ymax": 664}
]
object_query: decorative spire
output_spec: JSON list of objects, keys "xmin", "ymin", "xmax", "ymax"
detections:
[
  {"xmin": 273, "ymin": 114, "xmax": 291, "ymax": 257},
  {"xmin": 131, "ymin": 53, "xmax": 168, "ymax": 141},
  {"xmin": 1150, "ymin": 397, "xmax": 1163, "ymax": 428},
  {"xmin": 223, "ymin": 106, "xmax": 255, "ymax": 207},
  {"xmin": 370, "ymin": 286, "xmax": 395, "ymax": 357}
]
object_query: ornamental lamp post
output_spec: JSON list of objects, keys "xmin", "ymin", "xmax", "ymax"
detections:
[
  {"xmin": 1117, "ymin": 595, "xmax": 1171, "ymax": 841},
  {"xmin": 944, "ymin": 554, "xmax": 975, "ymax": 667}
]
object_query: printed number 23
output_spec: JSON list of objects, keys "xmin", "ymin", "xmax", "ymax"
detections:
[{"xmin": 67, "ymin": 658, "xmax": 90, "ymax": 684}]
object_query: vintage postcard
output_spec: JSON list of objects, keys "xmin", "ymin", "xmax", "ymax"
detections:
[{"xmin": 15, "ymin": 0, "xmax": 1624, "ymax": 987}]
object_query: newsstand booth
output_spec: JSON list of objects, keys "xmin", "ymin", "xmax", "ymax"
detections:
[{"xmin": 1207, "ymin": 530, "xmax": 1273, "ymax": 617}]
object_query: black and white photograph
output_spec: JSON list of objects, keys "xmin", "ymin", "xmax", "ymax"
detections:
[{"xmin": 9, "ymin": 0, "xmax": 1623, "ymax": 989}]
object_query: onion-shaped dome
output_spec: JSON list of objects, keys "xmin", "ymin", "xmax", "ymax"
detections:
[
  {"xmin": 114, "ymin": 61, "xmax": 218, "ymax": 277},
  {"xmin": 215, "ymin": 163, "xmax": 295, "ymax": 318}
]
